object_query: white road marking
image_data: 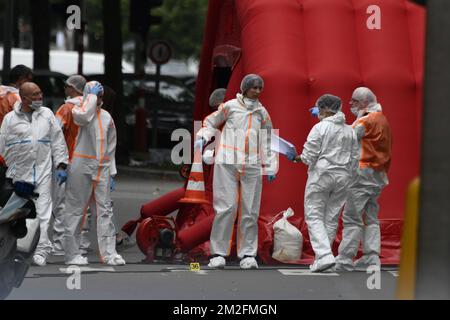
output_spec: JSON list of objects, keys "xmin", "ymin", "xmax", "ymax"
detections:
[
  {"xmin": 170, "ymin": 269, "xmax": 210, "ymax": 275},
  {"xmin": 278, "ymin": 269, "xmax": 339, "ymax": 276},
  {"xmin": 388, "ymin": 271, "xmax": 399, "ymax": 277},
  {"xmin": 59, "ymin": 267, "xmax": 116, "ymax": 273}
]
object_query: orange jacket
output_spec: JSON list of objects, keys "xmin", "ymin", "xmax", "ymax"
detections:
[
  {"xmin": 353, "ymin": 110, "xmax": 392, "ymax": 173},
  {"xmin": 0, "ymin": 90, "xmax": 20, "ymax": 126},
  {"xmin": 55, "ymin": 100, "xmax": 81, "ymax": 161}
]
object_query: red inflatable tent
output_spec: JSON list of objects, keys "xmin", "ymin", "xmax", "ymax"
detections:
[
  {"xmin": 193, "ymin": 0, "xmax": 425, "ymax": 264},
  {"xmin": 195, "ymin": 0, "xmax": 425, "ymax": 264}
]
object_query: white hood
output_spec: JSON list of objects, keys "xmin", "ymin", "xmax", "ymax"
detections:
[
  {"xmin": 367, "ymin": 103, "xmax": 382, "ymax": 113},
  {"xmin": 236, "ymin": 93, "xmax": 263, "ymax": 111},
  {"xmin": 323, "ymin": 111, "xmax": 346, "ymax": 125},
  {"xmin": 64, "ymin": 96, "xmax": 83, "ymax": 106},
  {"xmin": 0, "ymin": 85, "xmax": 18, "ymax": 97}
]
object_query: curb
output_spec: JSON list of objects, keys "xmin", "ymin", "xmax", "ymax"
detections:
[{"xmin": 117, "ymin": 165, "xmax": 183, "ymax": 181}]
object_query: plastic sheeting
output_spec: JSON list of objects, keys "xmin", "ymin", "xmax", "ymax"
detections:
[{"xmin": 194, "ymin": 0, "xmax": 425, "ymax": 264}]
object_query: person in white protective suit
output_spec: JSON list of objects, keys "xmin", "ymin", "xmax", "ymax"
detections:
[
  {"xmin": 0, "ymin": 82, "xmax": 69, "ymax": 266},
  {"xmin": 196, "ymin": 74, "xmax": 278, "ymax": 270},
  {"xmin": 291, "ymin": 94, "xmax": 359, "ymax": 272},
  {"xmin": 335, "ymin": 87, "xmax": 392, "ymax": 271},
  {"xmin": 51, "ymin": 75, "xmax": 90, "ymax": 256},
  {"xmin": 63, "ymin": 81, "xmax": 125, "ymax": 266}
]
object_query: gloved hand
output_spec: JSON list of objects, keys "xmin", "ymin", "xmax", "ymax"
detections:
[
  {"xmin": 309, "ymin": 106, "xmax": 319, "ymax": 118},
  {"xmin": 110, "ymin": 176, "xmax": 116, "ymax": 192},
  {"xmin": 13, "ymin": 181, "xmax": 38, "ymax": 199},
  {"xmin": 87, "ymin": 83, "xmax": 104, "ymax": 96},
  {"xmin": 194, "ymin": 138, "xmax": 206, "ymax": 151},
  {"xmin": 56, "ymin": 168, "xmax": 67, "ymax": 185},
  {"xmin": 286, "ymin": 151, "xmax": 297, "ymax": 161},
  {"xmin": 267, "ymin": 174, "xmax": 276, "ymax": 182}
]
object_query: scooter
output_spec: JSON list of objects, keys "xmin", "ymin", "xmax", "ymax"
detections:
[{"xmin": 0, "ymin": 164, "xmax": 40, "ymax": 300}]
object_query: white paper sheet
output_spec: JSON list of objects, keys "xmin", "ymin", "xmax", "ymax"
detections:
[{"xmin": 271, "ymin": 134, "xmax": 297, "ymax": 156}]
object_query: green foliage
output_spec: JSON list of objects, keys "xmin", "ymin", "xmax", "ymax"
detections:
[
  {"xmin": 150, "ymin": 0, "xmax": 208, "ymax": 61},
  {"xmin": 81, "ymin": 0, "xmax": 208, "ymax": 60}
]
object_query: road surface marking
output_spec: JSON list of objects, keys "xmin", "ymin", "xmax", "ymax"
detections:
[
  {"xmin": 388, "ymin": 271, "xmax": 399, "ymax": 277},
  {"xmin": 170, "ymin": 269, "xmax": 210, "ymax": 275},
  {"xmin": 278, "ymin": 269, "xmax": 339, "ymax": 276},
  {"xmin": 59, "ymin": 267, "xmax": 116, "ymax": 273}
]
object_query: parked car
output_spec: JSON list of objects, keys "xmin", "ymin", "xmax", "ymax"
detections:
[
  {"xmin": 32, "ymin": 70, "xmax": 67, "ymax": 111},
  {"xmin": 0, "ymin": 70, "xmax": 67, "ymax": 112},
  {"xmin": 87, "ymin": 73, "xmax": 195, "ymax": 149}
]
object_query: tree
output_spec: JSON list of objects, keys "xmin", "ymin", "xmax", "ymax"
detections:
[
  {"xmin": 102, "ymin": 0, "xmax": 128, "ymax": 163},
  {"xmin": 150, "ymin": 0, "xmax": 208, "ymax": 60}
]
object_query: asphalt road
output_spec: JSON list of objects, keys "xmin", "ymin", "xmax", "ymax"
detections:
[{"xmin": 6, "ymin": 175, "xmax": 398, "ymax": 300}]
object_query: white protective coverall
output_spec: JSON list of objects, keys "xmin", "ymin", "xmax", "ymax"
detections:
[
  {"xmin": 301, "ymin": 111, "xmax": 359, "ymax": 263},
  {"xmin": 336, "ymin": 103, "xmax": 392, "ymax": 270},
  {"xmin": 0, "ymin": 101, "xmax": 68, "ymax": 259},
  {"xmin": 52, "ymin": 96, "xmax": 91, "ymax": 255},
  {"xmin": 197, "ymin": 93, "xmax": 278, "ymax": 259},
  {"xmin": 63, "ymin": 93, "xmax": 119, "ymax": 263}
]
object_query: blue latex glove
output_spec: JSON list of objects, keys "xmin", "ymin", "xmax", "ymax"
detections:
[
  {"xmin": 267, "ymin": 174, "xmax": 276, "ymax": 182},
  {"xmin": 110, "ymin": 176, "xmax": 116, "ymax": 192},
  {"xmin": 309, "ymin": 106, "xmax": 319, "ymax": 118},
  {"xmin": 286, "ymin": 151, "xmax": 296, "ymax": 161},
  {"xmin": 87, "ymin": 83, "xmax": 104, "ymax": 96},
  {"xmin": 194, "ymin": 138, "xmax": 206, "ymax": 151},
  {"xmin": 13, "ymin": 181, "xmax": 38, "ymax": 199},
  {"xmin": 56, "ymin": 168, "xmax": 67, "ymax": 185}
]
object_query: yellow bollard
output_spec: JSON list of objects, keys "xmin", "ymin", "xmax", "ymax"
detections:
[{"xmin": 396, "ymin": 177, "xmax": 420, "ymax": 300}]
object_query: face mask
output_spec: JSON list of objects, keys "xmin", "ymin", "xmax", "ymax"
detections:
[
  {"xmin": 29, "ymin": 100, "xmax": 43, "ymax": 110},
  {"xmin": 350, "ymin": 106, "xmax": 359, "ymax": 116},
  {"xmin": 97, "ymin": 101, "xmax": 103, "ymax": 108}
]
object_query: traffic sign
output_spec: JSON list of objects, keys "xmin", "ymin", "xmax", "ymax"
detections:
[{"xmin": 148, "ymin": 40, "xmax": 172, "ymax": 65}]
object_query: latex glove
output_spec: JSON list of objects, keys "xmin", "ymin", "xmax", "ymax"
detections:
[
  {"xmin": 309, "ymin": 106, "xmax": 319, "ymax": 118},
  {"xmin": 56, "ymin": 168, "xmax": 67, "ymax": 185},
  {"xmin": 86, "ymin": 83, "xmax": 104, "ymax": 96},
  {"xmin": 194, "ymin": 138, "xmax": 206, "ymax": 151},
  {"xmin": 286, "ymin": 151, "xmax": 296, "ymax": 161},
  {"xmin": 13, "ymin": 181, "xmax": 39, "ymax": 199},
  {"xmin": 267, "ymin": 175, "xmax": 276, "ymax": 183},
  {"xmin": 110, "ymin": 176, "xmax": 116, "ymax": 192}
]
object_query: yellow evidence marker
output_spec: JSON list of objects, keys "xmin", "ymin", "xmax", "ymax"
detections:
[{"xmin": 189, "ymin": 263, "xmax": 200, "ymax": 271}]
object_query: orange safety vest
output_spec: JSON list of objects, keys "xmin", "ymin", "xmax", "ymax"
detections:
[
  {"xmin": 0, "ymin": 92, "xmax": 20, "ymax": 126},
  {"xmin": 353, "ymin": 111, "xmax": 392, "ymax": 173},
  {"xmin": 55, "ymin": 103, "xmax": 80, "ymax": 161}
]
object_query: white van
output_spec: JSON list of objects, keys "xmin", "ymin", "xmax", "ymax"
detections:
[{"xmin": 0, "ymin": 48, "xmax": 134, "ymax": 75}]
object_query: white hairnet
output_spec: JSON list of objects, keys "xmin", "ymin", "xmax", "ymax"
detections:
[
  {"xmin": 209, "ymin": 88, "xmax": 227, "ymax": 107},
  {"xmin": 352, "ymin": 87, "xmax": 377, "ymax": 107},
  {"xmin": 240, "ymin": 74, "xmax": 264, "ymax": 94},
  {"xmin": 65, "ymin": 75, "xmax": 87, "ymax": 94},
  {"xmin": 316, "ymin": 94, "xmax": 342, "ymax": 113}
]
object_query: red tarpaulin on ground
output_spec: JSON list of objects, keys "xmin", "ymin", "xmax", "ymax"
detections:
[{"xmin": 193, "ymin": 0, "xmax": 425, "ymax": 264}]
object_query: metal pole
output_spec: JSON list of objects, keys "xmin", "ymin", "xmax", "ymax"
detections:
[
  {"xmin": 152, "ymin": 63, "xmax": 161, "ymax": 148},
  {"xmin": 2, "ymin": 0, "xmax": 14, "ymax": 83},
  {"xmin": 77, "ymin": 0, "xmax": 86, "ymax": 75},
  {"xmin": 416, "ymin": 0, "xmax": 450, "ymax": 299}
]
